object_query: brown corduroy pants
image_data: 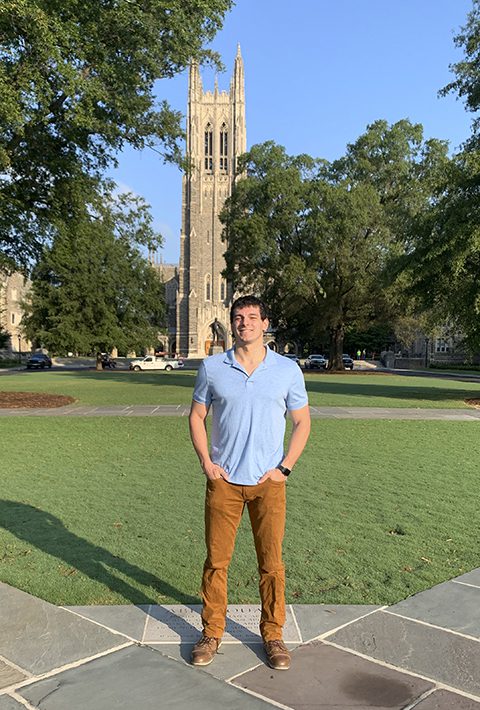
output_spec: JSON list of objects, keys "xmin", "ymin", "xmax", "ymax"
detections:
[{"xmin": 201, "ymin": 477, "xmax": 286, "ymax": 641}]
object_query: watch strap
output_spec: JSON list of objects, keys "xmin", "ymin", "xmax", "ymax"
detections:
[{"xmin": 276, "ymin": 464, "xmax": 291, "ymax": 477}]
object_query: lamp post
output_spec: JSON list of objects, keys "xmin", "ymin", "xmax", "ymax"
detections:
[{"xmin": 17, "ymin": 334, "xmax": 21, "ymax": 363}]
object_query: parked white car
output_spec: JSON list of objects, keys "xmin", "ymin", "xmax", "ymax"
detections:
[{"xmin": 129, "ymin": 356, "xmax": 184, "ymax": 372}]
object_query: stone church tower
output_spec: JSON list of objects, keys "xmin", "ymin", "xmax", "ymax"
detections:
[{"xmin": 176, "ymin": 46, "xmax": 246, "ymax": 357}]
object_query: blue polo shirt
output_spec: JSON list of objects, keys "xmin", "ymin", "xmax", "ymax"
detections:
[{"xmin": 192, "ymin": 347, "xmax": 308, "ymax": 485}]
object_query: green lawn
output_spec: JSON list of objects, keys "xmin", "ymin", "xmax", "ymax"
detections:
[
  {"xmin": 1, "ymin": 417, "xmax": 479, "ymax": 606},
  {"xmin": 1, "ymin": 368, "xmax": 480, "ymax": 407}
]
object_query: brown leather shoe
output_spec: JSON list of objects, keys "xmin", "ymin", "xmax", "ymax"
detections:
[
  {"xmin": 264, "ymin": 639, "xmax": 290, "ymax": 670},
  {"xmin": 191, "ymin": 635, "xmax": 222, "ymax": 666}
]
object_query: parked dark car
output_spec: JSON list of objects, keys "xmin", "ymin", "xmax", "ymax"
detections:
[
  {"xmin": 342, "ymin": 354, "xmax": 354, "ymax": 370},
  {"xmin": 304, "ymin": 354, "xmax": 327, "ymax": 370},
  {"xmin": 26, "ymin": 353, "xmax": 53, "ymax": 369}
]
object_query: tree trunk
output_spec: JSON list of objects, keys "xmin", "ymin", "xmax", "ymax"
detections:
[
  {"xmin": 96, "ymin": 352, "xmax": 103, "ymax": 371},
  {"xmin": 328, "ymin": 324, "xmax": 344, "ymax": 370}
]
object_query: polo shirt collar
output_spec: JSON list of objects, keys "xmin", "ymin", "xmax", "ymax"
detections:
[{"xmin": 223, "ymin": 346, "xmax": 274, "ymax": 374}]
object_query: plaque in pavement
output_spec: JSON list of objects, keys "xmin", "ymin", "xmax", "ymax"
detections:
[{"xmin": 143, "ymin": 604, "xmax": 301, "ymax": 643}]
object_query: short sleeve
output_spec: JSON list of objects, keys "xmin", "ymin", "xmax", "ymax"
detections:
[
  {"xmin": 286, "ymin": 365, "xmax": 309, "ymax": 410},
  {"xmin": 192, "ymin": 361, "xmax": 213, "ymax": 406}
]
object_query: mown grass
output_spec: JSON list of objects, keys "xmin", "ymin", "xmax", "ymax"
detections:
[
  {"xmin": 0, "ymin": 417, "xmax": 478, "ymax": 606},
  {"xmin": 1, "ymin": 368, "xmax": 480, "ymax": 407}
]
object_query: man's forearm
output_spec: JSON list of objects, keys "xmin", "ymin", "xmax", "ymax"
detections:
[
  {"xmin": 282, "ymin": 417, "xmax": 311, "ymax": 470},
  {"xmin": 189, "ymin": 413, "xmax": 211, "ymax": 467}
]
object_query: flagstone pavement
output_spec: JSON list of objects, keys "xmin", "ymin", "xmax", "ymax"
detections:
[{"xmin": 0, "ymin": 569, "xmax": 479, "ymax": 710}]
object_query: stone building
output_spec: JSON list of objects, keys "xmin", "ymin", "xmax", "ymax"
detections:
[
  {"xmin": 0, "ymin": 271, "xmax": 32, "ymax": 355},
  {"xmin": 148, "ymin": 255, "xmax": 178, "ymax": 353},
  {"xmin": 153, "ymin": 47, "xmax": 246, "ymax": 358}
]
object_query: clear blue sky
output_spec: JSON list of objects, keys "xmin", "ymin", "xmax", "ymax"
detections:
[{"xmin": 109, "ymin": 0, "xmax": 474, "ymax": 264}]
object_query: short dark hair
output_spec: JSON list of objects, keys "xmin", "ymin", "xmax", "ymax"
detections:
[{"xmin": 230, "ymin": 295, "xmax": 270, "ymax": 323}]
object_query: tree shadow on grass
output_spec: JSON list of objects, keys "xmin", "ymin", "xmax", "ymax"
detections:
[
  {"xmin": 0, "ymin": 500, "xmax": 259, "ymax": 648},
  {"xmin": 0, "ymin": 500, "xmax": 199, "ymax": 607},
  {"xmin": 305, "ymin": 378, "xmax": 480, "ymax": 403},
  {"xmin": 56, "ymin": 369, "xmax": 197, "ymax": 390}
]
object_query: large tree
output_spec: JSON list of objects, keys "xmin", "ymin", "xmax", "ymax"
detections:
[
  {"xmin": 22, "ymin": 181, "xmax": 166, "ymax": 358},
  {"xmin": 400, "ymin": 1, "xmax": 480, "ymax": 352},
  {"xmin": 0, "ymin": 0, "xmax": 232, "ymax": 270},
  {"xmin": 221, "ymin": 123, "xmax": 449, "ymax": 368},
  {"xmin": 396, "ymin": 152, "xmax": 480, "ymax": 352}
]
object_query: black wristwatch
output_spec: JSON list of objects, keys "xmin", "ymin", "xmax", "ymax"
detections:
[{"xmin": 276, "ymin": 464, "xmax": 291, "ymax": 477}]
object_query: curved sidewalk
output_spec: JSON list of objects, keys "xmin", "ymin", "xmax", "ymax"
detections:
[
  {"xmin": 1, "ymin": 569, "xmax": 480, "ymax": 709},
  {"xmin": 1, "ymin": 403, "xmax": 480, "ymax": 419}
]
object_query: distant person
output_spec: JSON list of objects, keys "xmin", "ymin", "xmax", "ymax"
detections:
[
  {"xmin": 356, "ymin": 349, "xmax": 361, "ymax": 360},
  {"xmin": 189, "ymin": 295, "xmax": 311, "ymax": 671},
  {"xmin": 362, "ymin": 349, "xmax": 366, "ymax": 360}
]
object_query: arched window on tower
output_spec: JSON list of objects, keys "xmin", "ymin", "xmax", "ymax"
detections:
[
  {"xmin": 219, "ymin": 277, "xmax": 226, "ymax": 302},
  {"xmin": 204, "ymin": 123, "xmax": 213, "ymax": 173},
  {"xmin": 205, "ymin": 274, "xmax": 211, "ymax": 301},
  {"xmin": 219, "ymin": 123, "xmax": 228, "ymax": 173}
]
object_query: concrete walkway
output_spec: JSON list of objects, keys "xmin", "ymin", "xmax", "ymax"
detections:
[
  {"xmin": 1, "ymin": 570, "xmax": 479, "ymax": 709},
  {"xmin": 1, "ymin": 403, "xmax": 480, "ymax": 420}
]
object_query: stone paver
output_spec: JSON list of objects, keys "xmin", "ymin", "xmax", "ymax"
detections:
[
  {"xmin": 389, "ymin": 580, "xmax": 480, "ymax": 637},
  {"xmin": 146, "ymin": 641, "xmax": 298, "ymax": 682},
  {"xmin": 233, "ymin": 640, "xmax": 434, "ymax": 709},
  {"xmin": 0, "ymin": 661, "xmax": 27, "ymax": 692},
  {"xmin": 65, "ymin": 605, "xmax": 150, "ymax": 642},
  {"xmin": 455, "ymin": 569, "xmax": 480, "ymax": 587},
  {"xmin": 0, "ymin": 696, "xmax": 27, "ymax": 710},
  {"xmin": 414, "ymin": 690, "xmax": 480, "ymax": 708},
  {"xmin": 330, "ymin": 610, "xmax": 480, "ymax": 696},
  {"xmin": 0, "ymin": 582, "xmax": 126, "ymax": 675},
  {"xmin": 19, "ymin": 645, "xmax": 275, "ymax": 710},
  {"xmin": 291, "ymin": 604, "xmax": 381, "ymax": 642}
]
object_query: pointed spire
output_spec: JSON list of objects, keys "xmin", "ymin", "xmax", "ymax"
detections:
[
  {"xmin": 188, "ymin": 60, "xmax": 202, "ymax": 100},
  {"xmin": 231, "ymin": 43, "xmax": 246, "ymax": 160},
  {"xmin": 214, "ymin": 74, "xmax": 219, "ymax": 96},
  {"xmin": 232, "ymin": 42, "xmax": 245, "ymax": 102}
]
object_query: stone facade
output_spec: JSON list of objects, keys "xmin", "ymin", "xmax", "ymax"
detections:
[
  {"xmin": 0, "ymin": 271, "xmax": 32, "ymax": 354},
  {"xmin": 149, "ymin": 255, "xmax": 178, "ymax": 353},
  {"xmin": 174, "ymin": 47, "xmax": 246, "ymax": 358}
]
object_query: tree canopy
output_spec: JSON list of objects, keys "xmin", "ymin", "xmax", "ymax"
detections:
[
  {"xmin": 0, "ymin": 0, "xmax": 233, "ymax": 270},
  {"xmin": 221, "ymin": 122, "xmax": 449, "ymax": 367},
  {"xmin": 400, "ymin": 0, "xmax": 480, "ymax": 353},
  {"xmin": 22, "ymin": 182, "xmax": 166, "ymax": 355},
  {"xmin": 441, "ymin": 0, "xmax": 480, "ymax": 149}
]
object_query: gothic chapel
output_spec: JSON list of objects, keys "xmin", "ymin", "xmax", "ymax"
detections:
[{"xmin": 154, "ymin": 46, "xmax": 246, "ymax": 358}]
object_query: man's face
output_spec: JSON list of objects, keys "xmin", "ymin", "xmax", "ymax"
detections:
[{"xmin": 231, "ymin": 305, "xmax": 269, "ymax": 346}]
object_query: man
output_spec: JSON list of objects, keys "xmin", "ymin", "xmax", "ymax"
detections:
[{"xmin": 189, "ymin": 295, "xmax": 311, "ymax": 670}]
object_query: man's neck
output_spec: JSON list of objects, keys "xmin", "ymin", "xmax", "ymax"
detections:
[{"xmin": 234, "ymin": 342, "xmax": 266, "ymax": 370}]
